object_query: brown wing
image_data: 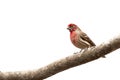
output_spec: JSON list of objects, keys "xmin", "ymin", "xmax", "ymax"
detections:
[
  {"xmin": 80, "ymin": 33, "xmax": 106, "ymax": 58},
  {"xmin": 80, "ymin": 32, "xmax": 96, "ymax": 46}
]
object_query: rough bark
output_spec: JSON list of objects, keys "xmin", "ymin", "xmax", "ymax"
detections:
[{"xmin": 0, "ymin": 35, "xmax": 120, "ymax": 80}]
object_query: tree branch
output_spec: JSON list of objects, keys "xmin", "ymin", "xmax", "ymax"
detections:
[{"xmin": 0, "ymin": 35, "xmax": 120, "ymax": 80}]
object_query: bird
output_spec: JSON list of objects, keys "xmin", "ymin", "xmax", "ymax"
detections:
[{"xmin": 67, "ymin": 23, "xmax": 105, "ymax": 58}]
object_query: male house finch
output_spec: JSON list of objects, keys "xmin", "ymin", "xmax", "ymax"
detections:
[{"xmin": 67, "ymin": 23, "xmax": 105, "ymax": 58}]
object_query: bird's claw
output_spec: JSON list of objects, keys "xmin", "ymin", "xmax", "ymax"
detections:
[
  {"xmin": 79, "ymin": 48, "xmax": 88, "ymax": 53},
  {"xmin": 73, "ymin": 52, "xmax": 79, "ymax": 54}
]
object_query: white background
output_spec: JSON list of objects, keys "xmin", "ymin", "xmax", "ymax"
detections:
[{"xmin": 0, "ymin": 0, "xmax": 120, "ymax": 80}]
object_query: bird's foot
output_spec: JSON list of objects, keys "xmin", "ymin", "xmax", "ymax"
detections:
[
  {"xmin": 79, "ymin": 49, "xmax": 84, "ymax": 53},
  {"xmin": 74, "ymin": 48, "xmax": 89, "ymax": 54},
  {"xmin": 73, "ymin": 51, "xmax": 79, "ymax": 54},
  {"xmin": 80, "ymin": 48, "xmax": 88, "ymax": 52}
]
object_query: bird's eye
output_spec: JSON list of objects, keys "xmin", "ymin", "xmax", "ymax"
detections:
[{"xmin": 70, "ymin": 26, "xmax": 74, "ymax": 28}]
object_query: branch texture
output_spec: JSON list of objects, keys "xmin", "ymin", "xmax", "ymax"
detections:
[{"xmin": 0, "ymin": 35, "xmax": 120, "ymax": 80}]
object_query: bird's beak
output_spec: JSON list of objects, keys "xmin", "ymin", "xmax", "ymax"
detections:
[{"xmin": 67, "ymin": 27, "xmax": 71, "ymax": 30}]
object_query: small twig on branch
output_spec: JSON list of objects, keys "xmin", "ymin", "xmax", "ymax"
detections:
[{"xmin": 0, "ymin": 35, "xmax": 120, "ymax": 80}]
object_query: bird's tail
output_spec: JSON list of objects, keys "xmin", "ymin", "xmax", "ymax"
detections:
[{"xmin": 102, "ymin": 56, "xmax": 106, "ymax": 58}]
